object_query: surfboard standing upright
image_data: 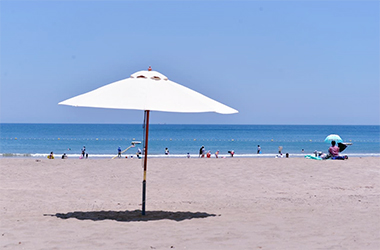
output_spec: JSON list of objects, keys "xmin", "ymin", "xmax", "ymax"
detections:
[{"xmin": 59, "ymin": 67, "xmax": 238, "ymax": 215}]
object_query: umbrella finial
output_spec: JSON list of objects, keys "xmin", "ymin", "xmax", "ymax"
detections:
[{"xmin": 148, "ymin": 66, "xmax": 152, "ymax": 71}]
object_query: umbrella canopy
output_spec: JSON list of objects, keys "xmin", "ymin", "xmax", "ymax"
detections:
[
  {"xmin": 59, "ymin": 67, "xmax": 238, "ymax": 215},
  {"xmin": 59, "ymin": 69, "xmax": 237, "ymax": 114},
  {"xmin": 324, "ymin": 134, "xmax": 343, "ymax": 143}
]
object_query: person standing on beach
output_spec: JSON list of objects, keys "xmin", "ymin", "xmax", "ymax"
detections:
[
  {"xmin": 118, "ymin": 146, "xmax": 122, "ymax": 158},
  {"xmin": 257, "ymin": 145, "xmax": 261, "ymax": 154},
  {"xmin": 81, "ymin": 146, "xmax": 86, "ymax": 158},
  {"xmin": 165, "ymin": 148, "xmax": 169, "ymax": 155},
  {"xmin": 199, "ymin": 146, "xmax": 205, "ymax": 158},
  {"xmin": 136, "ymin": 148, "xmax": 142, "ymax": 159}
]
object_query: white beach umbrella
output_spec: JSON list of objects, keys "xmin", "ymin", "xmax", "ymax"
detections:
[
  {"xmin": 59, "ymin": 67, "xmax": 238, "ymax": 215},
  {"xmin": 59, "ymin": 69, "xmax": 237, "ymax": 114}
]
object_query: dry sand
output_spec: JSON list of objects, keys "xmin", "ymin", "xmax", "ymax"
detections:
[{"xmin": 1, "ymin": 157, "xmax": 379, "ymax": 249}]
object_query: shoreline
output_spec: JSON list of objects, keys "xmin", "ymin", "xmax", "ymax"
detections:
[{"xmin": 1, "ymin": 153, "xmax": 379, "ymax": 159}]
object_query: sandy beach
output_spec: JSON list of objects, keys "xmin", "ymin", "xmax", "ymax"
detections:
[{"xmin": 1, "ymin": 157, "xmax": 379, "ymax": 249}]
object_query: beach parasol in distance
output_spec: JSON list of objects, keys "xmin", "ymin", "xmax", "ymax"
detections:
[
  {"xmin": 58, "ymin": 67, "xmax": 238, "ymax": 215},
  {"xmin": 324, "ymin": 134, "xmax": 351, "ymax": 152},
  {"xmin": 324, "ymin": 134, "xmax": 343, "ymax": 143}
]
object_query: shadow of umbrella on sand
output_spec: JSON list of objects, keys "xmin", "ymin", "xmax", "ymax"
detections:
[
  {"xmin": 58, "ymin": 67, "xmax": 238, "ymax": 215},
  {"xmin": 45, "ymin": 210, "xmax": 218, "ymax": 222}
]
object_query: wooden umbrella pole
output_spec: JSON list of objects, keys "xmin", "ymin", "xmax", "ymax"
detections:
[{"xmin": 142, "ymin": 110, "xmax": 150, "ymax": 215}]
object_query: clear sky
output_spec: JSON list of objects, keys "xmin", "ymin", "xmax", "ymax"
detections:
[{"xmin": 1, "ymin": 0, "xmax": 379, "ymax": 125}]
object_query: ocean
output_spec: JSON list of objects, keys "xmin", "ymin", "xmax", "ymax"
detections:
[{"xmin": 0, "ymin": 124, "xmax": 379, "ymax": 158}]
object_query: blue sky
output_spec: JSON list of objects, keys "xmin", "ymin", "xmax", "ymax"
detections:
[{"xmin": 1, "ymin": 0, "xmax": 379, "ymax": 125}]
